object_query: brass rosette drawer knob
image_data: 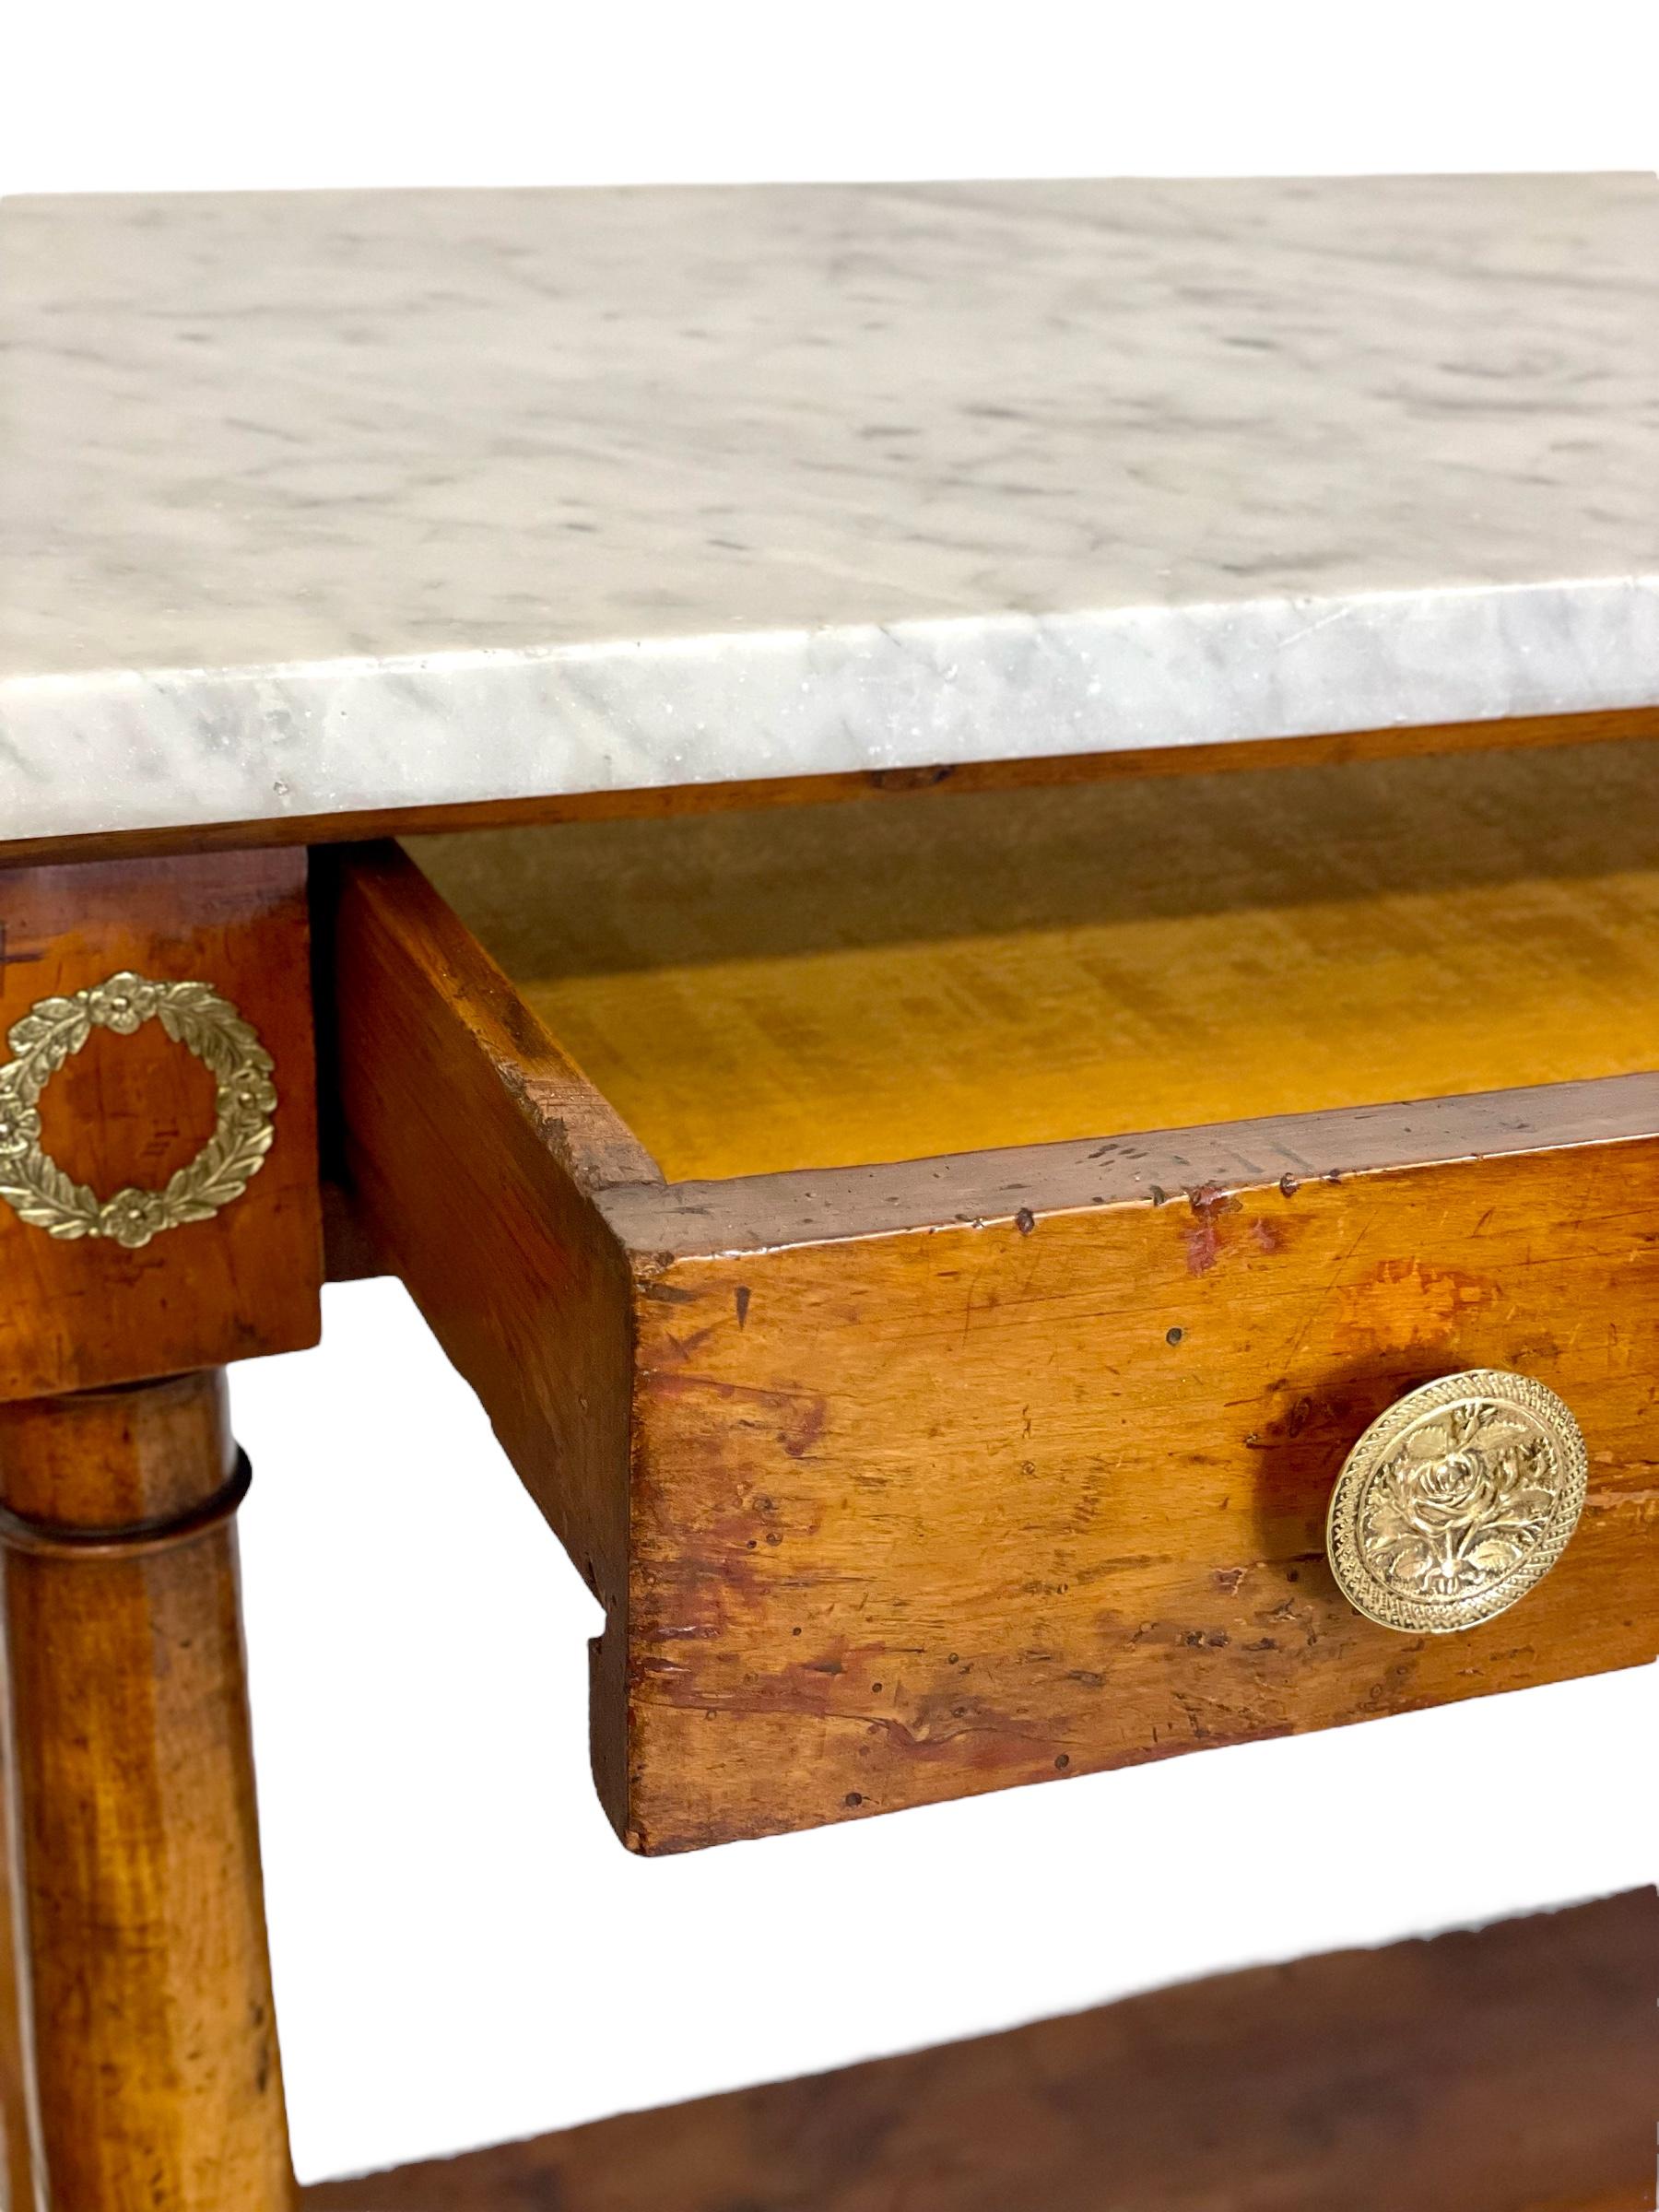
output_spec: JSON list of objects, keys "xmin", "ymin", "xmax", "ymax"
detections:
[{"xmin": 1325, "ymin": 1370, "xmax": 1587, "ymax": 1634}]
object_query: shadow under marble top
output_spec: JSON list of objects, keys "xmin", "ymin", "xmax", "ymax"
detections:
[{"xmin": 1, "ymin": 173, "xmax": 1655, "ymax": 845}]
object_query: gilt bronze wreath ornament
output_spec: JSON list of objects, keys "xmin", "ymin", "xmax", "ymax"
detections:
[{"xmin": 0, "ymin": 971, "xmax": 276, "ymax": 1248}]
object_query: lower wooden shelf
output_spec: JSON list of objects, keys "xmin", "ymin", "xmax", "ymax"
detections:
[{"xmin": 304, "ymin": 1888, "xmax": 1657, "ymax": 2212}]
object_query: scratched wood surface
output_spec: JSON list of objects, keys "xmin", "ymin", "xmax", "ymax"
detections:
[
  {"xmin": 414, "ymin": 735, "xmax": 1659, "ymax": 1181},
  {"xmin": 324, "ymin": 846, "xmax": 647, "ymax": 1800},
  {"xmin": 342, "ymin": 808, "xmax": 1659, "ymax": 1852},
  {"xmin": 305, "ymin": 1888, "xmax": 1659, "ymax": 2212},
  {"xmin": 0, "ymin": 851, "xmax": 323, "ymax": 1401},
  {"xmin": 615, "ymin": 1121, "xmax": 1659, "ymax": 1849},
  {"xmin": 336, "ymin": 877, "xmax": 1659, "ymax": 1856}
]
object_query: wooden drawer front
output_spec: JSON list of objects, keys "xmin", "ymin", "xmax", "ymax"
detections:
[
  {"xmin": 329, "ymin": 765, "xmax": 1659, "ymax": 1852},
  {"xmin": 609, "ymin": 1127, "xmax": 1658, "ymax": 1849}
]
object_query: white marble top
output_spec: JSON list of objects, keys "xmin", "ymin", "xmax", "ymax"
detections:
[{"xmin": 2, "ymin": 173, "xmax": 1655, "ymax": 845}]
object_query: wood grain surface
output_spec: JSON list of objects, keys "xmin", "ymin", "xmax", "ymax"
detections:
[
  {"xmin": 324, "ymin": 843, "xmax": 646, "ymax": 1781},
  {"xmin": 0, "ymin": 1725, "xmax": 29, "ymax": 2212},
  {"xmin": 619, "ymin": 1125, "xmax": 1659, "ymax": 1849},
  {"xmin": 304, "ymin": 1888, "xmax": 1659, "ymax": 2212},
  {"xmin": 336, "ymin": 809, "xmax": 1659, "ymax": 1852},
  {"xmin": 0, "ymin": 1371, "xmax": 295, "ymax": 2210},
  {"xmin": 0, "ymin": 850, "xmax": 323, "ymax": 1402},
  {"xmin": 415, "ymin": 736, "xmax": 1659, "ymax": 1180}
]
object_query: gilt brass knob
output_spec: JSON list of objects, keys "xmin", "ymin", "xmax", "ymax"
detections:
[{"xmin": 1325, "ymin": 1370, "xmax": 1586, "ymax": 1634}]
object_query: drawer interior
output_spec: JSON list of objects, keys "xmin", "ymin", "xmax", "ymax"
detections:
[{"xmin": 409, "ymin": 738, "xmax": 1659, "ymax": 1182}]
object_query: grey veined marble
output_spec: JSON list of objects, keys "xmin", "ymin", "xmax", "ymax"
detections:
[{"xmin": 2, "ymin": 173, "xmax": 1655, "ymax": 843}]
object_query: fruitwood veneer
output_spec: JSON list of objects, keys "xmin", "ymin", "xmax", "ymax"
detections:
[
  {"xmin": 0, "ymin": 850, "xmax": 323, "ymax": 1402},
  {"xmin": 329, "ymin": 747, "xmax": 1659, "ymax": 1853},
  {"xmin": 305, "ymin": 1888, "xmax": 1659, "ymax": 2212},
  {"xmin": 0, "ymin": 851, "xmax": 318, "ymax": 2207},
  {"xmin": 0, "ymin": 1372, "xmax": 294, "ymax": 2210}
]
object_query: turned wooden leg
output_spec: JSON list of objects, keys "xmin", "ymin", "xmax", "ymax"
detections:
[
  {"xmin": 0, "ymin": 1372, "xmax": 294, "ymax": 2211},
  {"xmin": 0, "ymin": 1724, "xmax": 30, "ymax": 2208},
  {"xmin": 0, "ymin": 852, "xmax": 323, "ymax": 2205}
]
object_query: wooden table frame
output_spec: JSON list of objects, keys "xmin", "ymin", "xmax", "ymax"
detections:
[{"xmin": 1, "ymin": 714, "xmax": 1656, "ymax": 2208}]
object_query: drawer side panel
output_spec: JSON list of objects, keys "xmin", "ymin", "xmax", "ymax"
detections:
[{"xmin": 329, "ymin": 847, "xmax": 639, "ymax": 1610}]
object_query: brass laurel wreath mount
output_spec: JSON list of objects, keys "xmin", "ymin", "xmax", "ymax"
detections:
[
  {"xmin": 0, "ymin": 971, "xmax": 277, "ymax": 1249},
  {"xmin": 1326, "ymin": 1369, "xmax": 1587, "ymax": 1634}
]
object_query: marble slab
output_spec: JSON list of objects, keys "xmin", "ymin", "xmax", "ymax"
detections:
[{"xmin": 2, "ymin": 173, "xmax": 1655, "ymax": 845}]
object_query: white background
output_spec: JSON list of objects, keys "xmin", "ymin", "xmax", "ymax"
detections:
[{"xmin": 6, "ymin": 2, "xmax": 1658, "ymax": 2185}]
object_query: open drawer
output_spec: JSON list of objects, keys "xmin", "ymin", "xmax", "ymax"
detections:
[{"xmin": 327, "ymin": 741, "xmax": 1659, "ymax": 1852}]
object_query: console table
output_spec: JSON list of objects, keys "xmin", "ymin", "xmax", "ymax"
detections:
[{"xmin": 1, "ymin": 171, "xmax": 1655, "ymax": 2208}]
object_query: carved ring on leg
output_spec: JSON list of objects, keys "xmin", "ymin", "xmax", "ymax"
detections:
[
  {"xmin": 0, "ymin": 1446, "xmax": 254, "ymax": 1560},
  {"xmin": 0, "ymin": 971, "xmax": 276, "ymax": 1247}
]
